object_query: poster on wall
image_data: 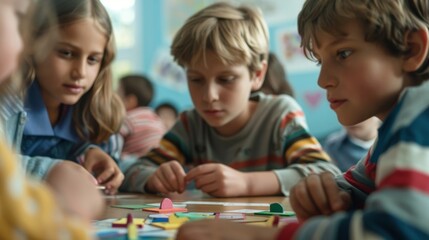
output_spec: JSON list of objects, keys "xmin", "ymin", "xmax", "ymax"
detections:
[
  {"xmin": 276, "ymin": 25, "xmax": 320, "ymax": 74},
  {"xmin": 165, "ymin": 0, "xmax": 304, "ymax": 39},
  {"xmin": 152, "ymin": 50, "xmax": 188, "ymax": 91}
]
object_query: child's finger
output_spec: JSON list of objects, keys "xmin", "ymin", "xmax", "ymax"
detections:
[
  {"xmin": 291, "ymin": 179, "xmax": 320, "ymax": 215},
  {"xmin": 95, "ymin": 167, "xmax": 115, "ymax": 184},
  {"xmin": 199, "ymin": 181, "xmax": 219, "ymax": 195},
  {"xmin": 160, "ymin": 164, "xmax": 181, "ymax": 191},
  {"xmin": 289, "ymin": 188, "xmax": 314, "ymax": 221},
  {"xmin": 103, "ymin": 171, "xmax": 124, "ymax": 193},
  {"xmin": 306, "ymin": 174, "xmax": 331, "ymax": 215},
  {"xmin": 155, "ymin": 172, "xmax": 173, "ymax": 192},
  {"xmin": 185, "ymin": 163, "xmax": 215, "ymax": 182},
  {"xmin": 150, "ymin": 176, "xmax": 170, "ymax": 194},
  {"xmin": 170, "ymin": 163, "xmax": 186, "ymax": 193},
  {"xmin": 193, "ymin": 172, "xmax": 216, "ymax": 189},
  {"xmin": 82, "ymin": 159, "xmax": 96, "ymax": 172},
  {"xmin": 320, "ymin": 172, "xmax": 344, "ymax": 212}
]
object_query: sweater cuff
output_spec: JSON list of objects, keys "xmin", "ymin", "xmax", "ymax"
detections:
[{"xmin": 276, "ymin": 222, "xmax": 301, "ymax": 240}]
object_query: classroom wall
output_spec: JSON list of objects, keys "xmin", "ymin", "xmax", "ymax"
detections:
[{"xmin": 115, "ymin": 0, "xmax": 341, "ymax": 139}]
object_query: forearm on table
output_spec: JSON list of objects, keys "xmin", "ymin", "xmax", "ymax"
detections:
[{"xmin": 245, "ymin": 171, "xmax": 281, "ymax": 196}]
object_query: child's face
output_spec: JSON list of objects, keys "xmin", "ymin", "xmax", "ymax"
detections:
[
  {"xmin": 0, "ymin": 0, "xmax": 29, "ymax": 82},
  {"xmin": 313, "ymin": 21, "xmax": 407, "ymax": 125},
  {"xmin": 157, "ymin": 107, "xmax": 177, "ymax": 130},
  {"xmin": 35, "ymin": 18, "xmax": 107, "ymax": 107},
  {"xmin": 186, "ymin": 50, "xmax": 263, "ymax": 136}
]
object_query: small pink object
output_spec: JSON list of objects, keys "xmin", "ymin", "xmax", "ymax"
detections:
[
  {"xmin": 143, "ymin": 198, "xmax": 188, "ymax": 213},
  {"xmin": 160, "ymin": 198, "xmax": 173, "ymax": 209}
]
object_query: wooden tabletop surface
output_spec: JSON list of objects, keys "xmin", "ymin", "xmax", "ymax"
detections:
[{"xmin": 100, "ymin": 190, "xmax": 290, "ymax": 220}]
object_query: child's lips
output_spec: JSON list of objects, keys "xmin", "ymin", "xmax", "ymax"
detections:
[
  {"xmin": 63, "ymin": 84, "xmax": 84, "ymax": 93},
  {"xmin": 204, "ymin": 109, "xmax": 224, "ymax": 116},
  {"xmin": 328, "ymin": 99, "xmax": 347, "ymax": 110}
]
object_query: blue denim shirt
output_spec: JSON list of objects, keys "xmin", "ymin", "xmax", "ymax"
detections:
[
  {"xmin": 22, "ymin": 82, "xmax": 84, "ymax": 161},
  {"xmin": 0, "ymin": 83, "xmax": 123, "ymax": 180}
]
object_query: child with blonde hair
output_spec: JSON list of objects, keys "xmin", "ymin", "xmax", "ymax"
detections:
[
  {"xmin": 177, "ymin": 0, "xmax": 429, "ymax": 239},
  {"xmin": 21, "ymin": 0, "xmax": 125, "ymax": 194},
  {"xmin": 121, "ymin": 2, "xmax": 339, "ymax": 197},
  {"xmin": 0, "ymin": 0, "xmax": 103, "ymax": 239}
]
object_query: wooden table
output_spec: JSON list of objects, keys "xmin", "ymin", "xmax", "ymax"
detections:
[{"xmin": 100, "ymin": 190, "xmax": 290, "ymax": 220}]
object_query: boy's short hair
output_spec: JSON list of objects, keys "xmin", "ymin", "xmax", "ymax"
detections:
[
  {"xmin": 298, "ymin": 0, "xmax": 429, "ymax": 81},
  {"xmin": 119, "ymin": 74, "xmax": 154, "ymax": 107},
  {"xmin": 171, "ymin": 2, "xmax": 269, "ymax": 73}
]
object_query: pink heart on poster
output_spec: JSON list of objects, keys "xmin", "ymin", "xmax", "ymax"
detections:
[{"xmin": 304, "ymin": 91, "xmax": 323, "ymax": 108}]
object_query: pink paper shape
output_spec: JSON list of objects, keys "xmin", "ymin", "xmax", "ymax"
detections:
[{"xmin": 160, "ymin": 198, "xmax": 173, "ymax": 209}]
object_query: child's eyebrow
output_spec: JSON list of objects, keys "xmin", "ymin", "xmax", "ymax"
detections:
[{"xmin": 56, "ymin": 42, "xmax": 104, "ymax": 55}]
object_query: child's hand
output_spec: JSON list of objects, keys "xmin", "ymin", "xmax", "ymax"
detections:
[
  {"xmin": 185, "ymin": 163, "xmax": 249, "ymax": 197},
  {"xmin": 145, "ymin": 160, "xmax": 186, "ymax": 194},
  {"xmin": 177, "ymin": 219, "xmax": 278, "ymax": 240},
  {"xmin": 82, "ymin": 148, "xmax": 124, "ymax": 195},
  {"xmin": 289, "ymin": 172, "xmax": 351, "ymax": 221},
  {"xmin": 45, "ymin": 161, "xmax": 105, "ymax": 221}
]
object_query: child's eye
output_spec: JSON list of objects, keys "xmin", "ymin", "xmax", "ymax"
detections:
[
  {"xmin": 337, "ymin": 50, "xmax": 352, "ymax": 60},
  {"xmin": 88, "ymin": 56, "xmax": 101, "ymax": 65},
  {"xmin": 218, "ymin": 76, "xmax": 235, "ymax": 84},
  {"xmin": 187, "ymin": 77, "xmax": 202, "ymax": 84},
  {"xmin": 58, "ymin": 49, "xmax": 73, "ymax": 58}
]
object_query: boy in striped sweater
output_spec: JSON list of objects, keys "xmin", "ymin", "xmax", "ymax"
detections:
[
  {"xmin": 177, "ymin": 0, "xmax": 429, "ymax": 239},
  {"xmin": 120, "ymin": 2, "xmax": 339, "ymax": 197}
]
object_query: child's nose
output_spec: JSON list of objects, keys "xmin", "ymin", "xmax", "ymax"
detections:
[
  {"xmin": 317, "ymin": 66, "xmax": 337, "ymax": 89},
  {"xmin": 71, "ymin": 60, "xmax": 86, "ymax": 80},
  {"xmin": 202, "ymin": 83, "xmax": 219, "ymax": 102}
]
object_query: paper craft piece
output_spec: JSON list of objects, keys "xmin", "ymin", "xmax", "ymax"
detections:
[
  {"xmin": 127, "ymin": 221, "xmax": 138, "ymax": 240},
  {"xmin": 111, "ymin": 204, "xmax": 154, "ymax": 209},
  {"xmin": 152, "ymin": 217, "xmax": 169, "ymax": 223},
  {"xmin": 175, "ymin": 212, "xmax": 214, "ymax": 220},
  {"xmin": 215, "ymin": 212, "xmax": 246, "ymax": 220},
  {"xmin": 111, "ymin": 215, "xmax": 145, "ymax": 228},
  {"xmin": 143, "ymin": 198, "xmax": 188, "ymax": 213},
  {"xmin": 151, "ymin": 214, "xmax": 189, "ymax": 230},
  {"xmin": 254, "ymin": 203, "xmax": 295, "ymax": 216},
  {"xmin": 248, "ymin": 216, "xmax": 280, "ymax": 227}
]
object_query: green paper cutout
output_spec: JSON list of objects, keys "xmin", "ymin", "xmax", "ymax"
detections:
[
  {"xmin": 254, "ymin": 202, "xmax": 295, "ymax": 216},
  {"xmin": 269, "ymin": 203, "xmax": 284, "ymax": 213}
]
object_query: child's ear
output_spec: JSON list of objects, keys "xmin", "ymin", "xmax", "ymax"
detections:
[
  {"xmin": 251, "ymin": 60, "xmax": 268, "ymax": 90},
  {"xmin": 403, "ymin": 27, "xmax": 429, "ymax": 72}
]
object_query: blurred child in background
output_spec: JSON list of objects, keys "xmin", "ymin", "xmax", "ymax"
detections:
[
  {"xmin": 155, "ymin": 102, "xmax": 179, "ymax": 130},
  {"xmin": 118, "ymin": 74, "xmax": 166, "ymax": 158},
  {"xmin": 323, "ymin": 117, "xmax": 380, "ymax": 172}
]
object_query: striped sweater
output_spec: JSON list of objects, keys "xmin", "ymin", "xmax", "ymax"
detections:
[
  {"xmin": 120, "ymin": 93, "xmax": 340, "ymax": 195},
  {"xmin": 120, "ymin": 107, "xmax": 166, "ymax": 158},
  {"xmin": 279, "ymin": 81, "xmax": 429, "ymax": 239}
]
